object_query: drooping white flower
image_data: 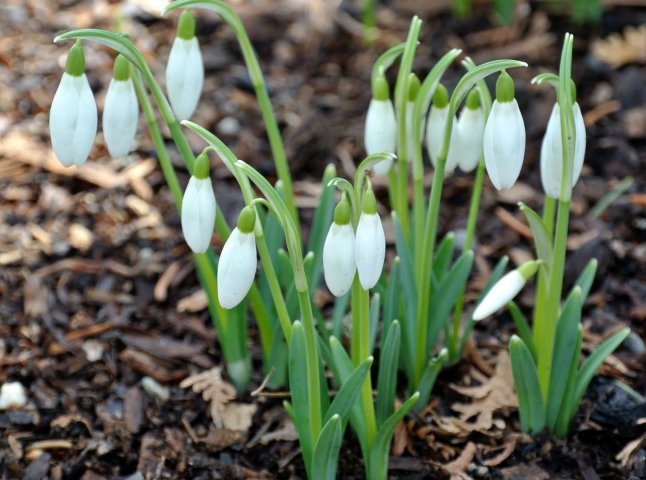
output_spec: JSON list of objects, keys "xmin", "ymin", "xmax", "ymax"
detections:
[
  {"xmin": 540, "ymin": 102, "xmax": 586, "ymax": 199},
  {"xmin": 103, "ymin": 54, "xmax": 138, "ymax": 158},
  {"xmin": 181, "ymin": 153, "xmax": 216, "ymax": 254},
  {"xmin": 483, "ymin": 71, "xmax": 526, "ymax": 190},
  {"xmin": 50, "ymin": 41, "xmax": 97, "ymax": 168},
  {"xmin": 166, "ymin": 10, "xmax": 204, "ymax": 121},
  {"xmin": 365, "ymin": 73, "xmax": 397, "ymax": 175},
  {"xmin": 323, "ymin": 200, "xmax": 356, "ymax": 297},
  {"xmin": 456, "ymin": 89, "xmax": 485, "ymax": 173},
  {"xmin": 426, "ymin": 84, "xmax": 460, "ymax": 174},
  {"xmin": 355, "ymin": 189, "xmax": 385, "ymax": 290},
  {"xmin": 217, "ymin": 207, "xmax": 257, "ymax": 309},
  {"xmin": 473, "ymin": 260, "xmax": 539, "ymax": 320}
]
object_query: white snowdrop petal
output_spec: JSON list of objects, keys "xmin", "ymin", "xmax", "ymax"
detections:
[
  {"xmin": 181, "ymin": 177, "xmax": 216, "ymax": 253},
  {"xmin": 217, "ymin": 228, "xmax": 257, "ymax": 309},
  {"xmin": 365, "ymin": 98, "xmax": 397, "ymax": 175},
  {"xmin": 483, "ymin": 99, "xmax": 525, "ymax": 190},
  {"xmin": 323, "ymin": 223, "xmax": 356, "ymax": 297},
  {"xmin": 457, "ymin": 107, "xmax": 485, "ymax": 173},
  {"xmin": 166, "ymin": 37, "xmax": 204, "ymax": 121},
  {"xmin": 426, "ymin": 104, "xmax": 448, "ymax": 167},
  {"xmin": 355, "ymin": 213, "xmax": 385, "ymax": 290},
  {"xmin": 572, "ymin": 102, "xmax": 586, "ymax": 184},
  {"xmin": 473, "ymin": 270, "xmax": 525, "ymax": 321},
  {"xmin": 103, "ymin": 79, "xmax": 139, "ymax": 158},
  {"xmin": 445, "ymin": 120, "xmax": 461, "ymax": 174},
  {"xmin": 49, "ymin": 73, "xmax": 97, "ymax": 168}
]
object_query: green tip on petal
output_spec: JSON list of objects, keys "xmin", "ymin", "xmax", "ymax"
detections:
[
  {"xmin": 362, "ymin": 188, "xmax": 377, "ymax": 215},
  {"xmin": 517, "ymin": 260, "xmax": 540, "ymax": 281},
  {"xmin": 65, "ymin": 41, "xmax": 85, "ymax": 77},
  {"xmin": 570, "ymin": 79, "xmax": 577, "ymax": 104},
  {"xmin": 113, "ymin": 54, "xmax": 130, "ymax": 81},
  {"xmin": 495, "ymin": 70, "xmax": 515, "ymax": 103},
  {"xmin": 373, "ymin": 74, "xmax": 390, "ymax": 101},
  {"xmin": 177, "ymin": 10, "xmax": 196, "ymax": 40},
  {"xmin": 407, "ymin": 73, "xmax": 421, "ymax": 102},
  {"xmin": 193, "ymin": 151, "xmax": 210, "ymax": 179},
  {"xmin": 237, "ymin": 206, "xmax": 256, "ymax": 234},
  {"xmin": 465, "ymin": 89, "xmax": 480, "ymax": 110},
  {"xmin": 333, "ymin": 200, "xmax": 351, "ymax": 225},
  {"xmin": 432, "ymin": 83, "xmax": 449, "ymax": 109}
]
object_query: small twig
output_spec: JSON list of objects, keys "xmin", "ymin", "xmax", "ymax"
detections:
[{"xmin": 250, "ymin": 367, "xmax": 275, "ymax": 397}]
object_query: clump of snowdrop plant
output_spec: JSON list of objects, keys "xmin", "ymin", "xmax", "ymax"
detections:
[{"xmin": 50, "ymin": 2, "xmax": 630, "ymax": 477}]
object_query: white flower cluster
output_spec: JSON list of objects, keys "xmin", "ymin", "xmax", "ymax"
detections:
[
  {"xmin": 322, "ymin": 192, "xmax": 386, "ymax": 296},
  {"xmin": 50, "ymin": 11, "xmax": 203, "ymax": 168}
]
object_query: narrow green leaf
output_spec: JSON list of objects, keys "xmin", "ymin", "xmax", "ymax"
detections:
[
  {"xmin": 519, "ymin": 202, "xmax": 552, "ymax": 271},
  {"xmin": 325, "ymin": 357, "xmax": 372, "ymax": 424},
  {"xmin": 546, "ymin": 289, "xmax": 582, "ymax": 430},
  {"xmin": 369, "ymin": 293, "xmax": 381, "ymax": 354},
  {"xmin": 289, "ymin": 322, "xmax": 313, "ymax": 466},
  {"xmin": 312, "ymin": 415, "xmax": 343, "ymax": 480},
  {"xmin": 572, "ymin": 258, "xmax": 597, "ymax": 300},
  {"xmin": 368, "ymin": 392, "xmax": 420, "ymax": 480},
  {"xmin": 393, "ymin": 212, "xmax": 417, "ymax": 375},
  {"xmin": 331, "ymin": 292, "xmax": 351, "ymax": 339},
  {"xmin": 427, "ymin": 251, "xmax": 474, "ymax": 350},
  {"xmin": 415, "ymin": 348, "xmax": 448, "ymax": 409},
  {"xmin": 376, "ymin": 321, "xmax": 401, "ymax": 425},
  {"xmin": 275, "ymin": 249, "xmax": 293, "ymax": 290},
  {"xmin": 509, "ymin": 336, "xmax": 545, "ymax": 433},
  {"xmin": 554, "ymin": 325, "xmax": 582, "ymax": 437},
  {"xmin": 431, "ymin": 232, "xmax": 455, "ymax": 283},
  {"xmin": 382, "ymin": 257, "xmax": 400, "ymax": 345},
  {"xmin": 572, "ymin": 327, "xmax": 630, "ymax": 415},
  {"xmin": 507, "ymin": 301, "xmax": 537, "ymax": 359}
]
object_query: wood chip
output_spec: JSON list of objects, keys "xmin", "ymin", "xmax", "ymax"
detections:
[
  {"xmin": 495, "ymin": 207, "xmax": 532, "ymax": 240},
  {"xmin": 177, "ymin": 289, "xmax": 208, "ymax": 313}
]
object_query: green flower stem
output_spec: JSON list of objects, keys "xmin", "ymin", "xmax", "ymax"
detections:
[
  {"xmin": 532, "ymin": 197, "xmax": 555, "ymax": 348},
  {"xmin": 351, "ymin": 279, "xmax": 378, "ymax": 449},
  {"xmin": 237, "ymin": 160, "xmax": 322, "ymax": 441},
  {"xmin": 448, "ymin": 159, "xmax": 485, "ymax": 360},
  {"xmin": 393, "ymin": 17, "xmax": 422, "ymax": 239},
  {"xmin": 132, "ymin": 71, "xmax": 248, "ymax": 384},
  {"xmin": 162, "ymin": 0, "xmax": 297, "ymax": 224}
]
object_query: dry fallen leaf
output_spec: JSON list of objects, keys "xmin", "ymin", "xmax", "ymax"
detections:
[
  {"xmin": 450, "ymin": 350, "xmax": 517, "ymax": 432},
  {"xmin": 440, "ymin": 441, "xmax": 476, "ymax": 480},
  {"xmin": 592, "ymin": 25, "xmax": 646, "ymax": 69},
  {"xmin": 259, "ymin": 420, "xmax": 299, "ymax": 445},
  {"xmin": 180, "ymin": 367, "xmax": 257, "ymax": 432},
  {"xmin": 616, "ymin": 433, "xmax": 646, "ymax": 468},
  {"xmin": 177, "ymin": 289, "xmax": 208, "ymax": 313}
]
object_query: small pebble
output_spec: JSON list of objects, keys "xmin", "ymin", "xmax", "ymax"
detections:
[
  {"xmin": 0, "ymin": 382, "xmax": 28, "ymax": 410},
  {"xmin": 141, "ymin": 376, "xmax": 170, "ymax": 402},
  {"xmin": 624, "ymin": 331, "xmax": 646, "ymax": 355}
]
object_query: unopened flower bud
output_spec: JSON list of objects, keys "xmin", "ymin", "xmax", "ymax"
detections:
[
  {"xmin": 426, "ymin": 83, "xmax": 460, "ymax": 174},
  {"xmin": 103, "ymin": 54, "xmax": 138, "ymax": 158},
  {"xmin": 365, "ymin": 74, "xmax": 397, "ymax": 175}
]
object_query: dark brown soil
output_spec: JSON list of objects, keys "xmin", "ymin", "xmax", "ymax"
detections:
[{"xmin": 1, "ymin": 1, "xmax": 645, "ymax": 479}]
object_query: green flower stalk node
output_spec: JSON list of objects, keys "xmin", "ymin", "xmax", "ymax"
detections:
[
  {"xmin": 334, "ymin": 199, "xmax": 352, "ymax": 225},
  {"xmin": 465, "ymin": 88, "xmax": 480, "ymax": 110},
  {"xmin": 65, "ymin": 41, "xmax": 85, "ymax": 76},
  {"xmin": 237, "ymin": 206, "xmax": 257, "ymax": 233},
  {"xmin": 432, "ymin": 83, "xmax": 449, "ymax": 108},
  {"xmin": 362, "ymin": 189, "xmax": 377, "ymax": 215},
  {"xmin": 193, "ymin": 151, "xmax": 210, "ymax": 179},
  {"xmin": 177, "ymin": 10, "xmax": 196, "ymax": 39},
  {"xmin": 407, "ymin": 73, "xmax": 420, "ymax": 102},
  {"xmin": 495, "ymin": 70, "xmax": 515, "ymax": 102},
  {"xmin": 113, "ymin": 54, "xmax": 130, "ymax": 81},
  {"xmin": 373, "ymin": 74, "xmax": 390, "ymax": 101}
]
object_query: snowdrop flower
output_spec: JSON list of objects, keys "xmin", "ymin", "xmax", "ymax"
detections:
[
  {"xmin": 49, "ymin": 41, "xmax": 97, "ymax": 168},
  {"xmin": 483, "ymin": 70, "xmax": 526, "ymax": 190},
  {"xmin": 103, "ymin": 54, "xmax": 138, "ymax": 158},
  {"xmin": 473, "ymin": 260, "xmax": 539, "ymax": 320},
  {"xmin": 217, "ymin": 206, "xmax": 257, "ymax": 309},
  {"xmin": 540, "ymin": 94, "xmax": 586, "ymax": 199},
  {"xmin": 181, "ymin": 152, "xmax": 216, "ymax": 254},
  {"xmin": 323, "ymin": 199, "xmax": 356, "ymax": 297},
  {"xmin": 426, "ymin": 83, "xmax": 460, "ymax": 174},
  {"xmin": 166, "ymin": 10, "xmax": 204, "ymax": 121},
  {"xmin": 355, "ymin": 189, "xmax": 385, "ymax": 290},
  {"xmin": 365, "ymin": 74, "xmax": 397, "ymax": 176},
  {"xmin": 456, "ymin": 89, "xmax": 485, "ymax": 173}
]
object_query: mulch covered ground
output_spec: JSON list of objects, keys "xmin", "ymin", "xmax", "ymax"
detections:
[{"xmin": 1, "ymin": 0, "xmax": 645, "ymax": 478}]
